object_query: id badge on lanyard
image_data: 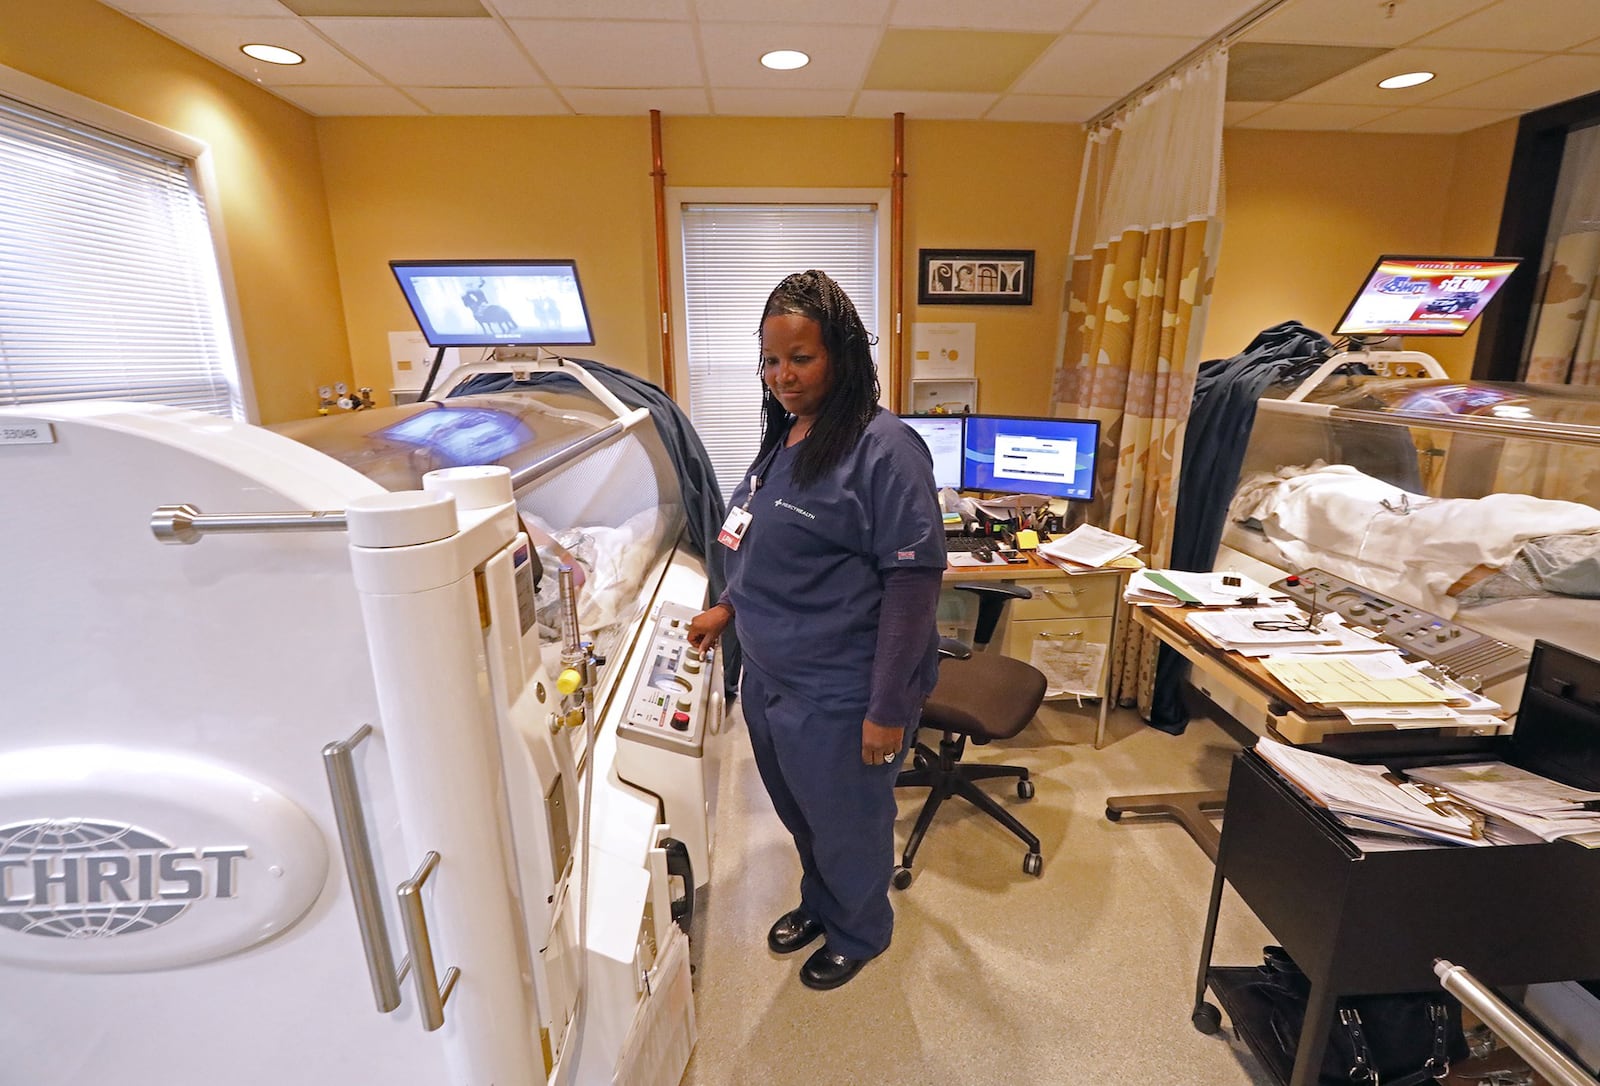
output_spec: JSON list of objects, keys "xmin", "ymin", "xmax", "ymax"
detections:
[{"xmin": 719, "ymin": 444, "xmax": 780, "ymax": 552}]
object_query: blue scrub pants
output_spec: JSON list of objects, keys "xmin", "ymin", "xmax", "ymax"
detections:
[{"xmin": 741, "ymin": 665, "xmax": 904, "ymax": 961}]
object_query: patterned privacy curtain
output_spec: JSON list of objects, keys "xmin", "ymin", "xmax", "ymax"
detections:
[
  {"xmin": 1524, "ymin": 123, "xmax": 1600, "ymax": 386},
  {"xmin": 1051, "ymin": 50, "xmax": 1227, "ymax": 717}
]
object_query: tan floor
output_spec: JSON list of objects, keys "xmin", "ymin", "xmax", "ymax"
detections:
[{"xmin": 682, "ymin": 698, "xmax": 1280, "ymax": 1086}]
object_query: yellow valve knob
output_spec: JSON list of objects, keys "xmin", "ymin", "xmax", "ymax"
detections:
[{"xmin": 557, "ymin": 668, "xmax": 583, "ymax": 695}]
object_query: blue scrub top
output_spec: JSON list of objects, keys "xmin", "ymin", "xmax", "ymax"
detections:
[{"xmin": 725, "ymin": 408, "xmax": 945, "ymax": 713}]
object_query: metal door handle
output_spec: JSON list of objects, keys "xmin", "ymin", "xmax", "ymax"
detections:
[
  {"xmin": 398, "ymin": 851, "xmax": 460, "ymax": 1032},
  {"xmin": 323, "ymin": 724, "xmax": 404, "ymax": 1014}
]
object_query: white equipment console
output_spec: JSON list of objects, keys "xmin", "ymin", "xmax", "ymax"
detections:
[{"xmin": 615, "ymin": 600, "xmax": 723, "ymax": 890}]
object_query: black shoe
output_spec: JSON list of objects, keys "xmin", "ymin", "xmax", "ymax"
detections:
[
  {"xmin": 799, "ymin": 945, "xmax": 866, "ymax": 990},
  {"xmin": 766, "ymin": 908, "xmax": 825, "ymax": 954}
]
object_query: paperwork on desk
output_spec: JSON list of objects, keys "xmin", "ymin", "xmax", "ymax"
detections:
[
  {"xmin": 1036, "ymin": 524, "xmax": 1141, "ymax": 569},
  {"xmin": 1123, "ymin": 568, "xmax": 1277, "ymax": 607}
]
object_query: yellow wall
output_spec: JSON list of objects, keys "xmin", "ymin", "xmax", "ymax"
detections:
[
  {"xmin": 0, "ymin": 0, "xmax": 350, "ymax": 425},
  {"xmin": 319, "ymin": 114, "xmax": 1081, "ymax": 419},
  {"xmin": 1202, "ymin": 123, "xmax": 1517, "ymax": 379}
]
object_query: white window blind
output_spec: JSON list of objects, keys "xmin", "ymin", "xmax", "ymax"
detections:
[
  {"xmin": 0, "ymin": 93, "xmax": 241, "ymax": 417},
  {"xmin": 680, "ymin": 202, "xmax": 878, "ymax": 499}
]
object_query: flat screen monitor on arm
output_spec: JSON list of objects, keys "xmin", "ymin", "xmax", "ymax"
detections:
[
  {"xmin": 961, "ymin": 414, "xmax": 1099, "ymax": 502},
  {"xmin": 1334, "ymin": 255, "xmax": 1521, "ymax": 340},
  {"xmin": 390, "ymin": 259, "xmax": 595, "ymax": 348},
  {"xmin": 900, "ymin": 414, "xmax": 965, "ymax": 490}
]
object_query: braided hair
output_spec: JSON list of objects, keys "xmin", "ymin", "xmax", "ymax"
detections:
[{"xmin": 756, "ymin": 269, "xmax": 881, "ymax": 488}]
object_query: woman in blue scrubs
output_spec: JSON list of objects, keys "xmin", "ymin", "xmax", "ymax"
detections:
[{"xmin": 687, "ymin": 270, "xmax": 945, "ymax": 990}]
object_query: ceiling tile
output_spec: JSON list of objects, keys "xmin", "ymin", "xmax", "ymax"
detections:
[
  {"xmin": 104, "ymin": 0, "xmax": 292, "ymax": 13},
  {"xmin": 1227, "ymin": 42, "xmax": 1389, "ymax": 102},
  {"xmin": 507, "ymin": 20, "xmax": 701, "ymax": 87},
  {"xmin": 886, "ymin": 0, "xmax": 1093, "ymax": 33},
  {"xmin": 1245, "ymin": 0, "xmax": 1480, "ymax": 47},
  {"xmin": 695, "ymin": 0, "xmax": 891, "ymax": 24},
  {"xmin": 561, "ymin": 87, "xmax": 711, "ymax": 114},
  {"xmin": 1426, "ymin": 52, "xmax": 1600, "ymax": 110},
  {"xmin": 282, "ymin": 0, "xmax": 486, "ymax": 15},
  {"xmin": 1223, "ymin": 100, "xmax": 1272, "ymax": 125},
  {"xmin": 1352, "ymin": 106, "xmax": 1520, "ymax": 133},
  {"xmin": 986, "ymin": 93, "xmax": 1111, "ymax": 123},
  {"xmin": 1233, "ymin": 102, "xmax": 1400, "ymax": 130},
  {"xmin": 405, "ymin": 86, "xmax": 568, "ymax": 113},
  {"xmin": 697, "ymin": 23, "xmax": 881, "ymax": 90},
  {"xmin": 1575, "ymin": 34, "xmax": 1600, "ymax": 54},
  {"xmin": 308, "ymin": 16, "xmax": 543, "ymax": 85},
  {"xmin": 489, "ymin": 0, "xmax": 691, "ymax": 15},
  {"xmin": 864, "ymin": 29, "xmax": 1055, "ymax": 93},
  {"xmin": 141, "ymin": 15, "xmax": 380, "ymax": 84},
  {"xmin": 268, "ymin": 84, "xmax": 425, "ymax": 113},
  {"xmin": 1012, "ymin": 33, "xmax": 1203, "ymax": 97},
  {"xmin": 1289, "ymin": 47, "xmax": 1542, "ymax": 106},
  {"xmin": 1414, "ymin": 0, "xmax": 1600, "ymax": 54},
  {"xmin": 1074, "ymin": 0, "xmax": 1258, "ymax": 39},
  {"xmin": 709, "ymin": 88, "xmax": 855, "ymax": 116},
  {"xmin": 851, "ymin": 90, "xmax": 998, "ymax": 119}
]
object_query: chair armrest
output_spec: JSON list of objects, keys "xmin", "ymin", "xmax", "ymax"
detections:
[
  {"xmin": 937, "ymin": 637, "xmax": 973, "ymax": 660},
  {"xmin": 950, "ymin": 581, "xmax": 1033, "ymax": 601}
]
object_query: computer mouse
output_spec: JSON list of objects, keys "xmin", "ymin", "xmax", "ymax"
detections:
[{"xmin": 974, "ymin": 544, "xmax": 993, "ymax": 563}]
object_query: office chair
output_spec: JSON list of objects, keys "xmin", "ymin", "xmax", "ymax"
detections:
[{"xmin": 892, "ymin": 582, "xmax": 1048, "ymax": 888}]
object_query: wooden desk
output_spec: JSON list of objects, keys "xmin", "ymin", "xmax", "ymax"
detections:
[{"xmin": 942, "ymin": 552, "xmax": 1139, "ymax": 749}]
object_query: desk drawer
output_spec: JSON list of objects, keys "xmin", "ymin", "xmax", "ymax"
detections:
[
  {"xmin": 1002, "ymin": 617, "xmax": 1113, "ymax": 690},
  {"xmin": 1010, "ymin": 576, "xmax": 1117, "ymax": 620}
]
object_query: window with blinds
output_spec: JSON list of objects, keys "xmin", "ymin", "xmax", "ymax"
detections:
[
  {"xmin": 679, "ymin": 202, "xmax": 879, "ymax": 499},
  {"xmin": 0, "ymin": 93, "xmax": 242, "ymax": 417}
]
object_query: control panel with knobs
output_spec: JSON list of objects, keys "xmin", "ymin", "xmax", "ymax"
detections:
[{"xmin": 1271, "ymin": 568, "xmax": 1528, "ymax": 684}]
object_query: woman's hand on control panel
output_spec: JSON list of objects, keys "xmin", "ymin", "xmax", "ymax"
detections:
[{"xmin": 687, "ymin": 602, "xmax": 733, "ymax": 651}]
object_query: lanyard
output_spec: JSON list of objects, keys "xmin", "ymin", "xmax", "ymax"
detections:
[{"xmin": 743, "ymin": 440, "xmax": 785, "ymax": 511}]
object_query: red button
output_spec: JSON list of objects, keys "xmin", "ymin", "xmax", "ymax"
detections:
[{"xmin": 670, "ymin": 711, "xmax": 691, "ymax": 731}]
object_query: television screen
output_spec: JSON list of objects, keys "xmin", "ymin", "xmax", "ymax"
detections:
[
  {"xmin": 372, "ymin": 406, "xmax": 533, "ymax": 465},
  {"xmin": 1334, "ymin": 255, "xmax": 1521, "ymax": 338},
  {"xmin": 961, "ymin": 414, "xmax": 1099, "ymax": 502},
  {"xmin": 390, "ymin": 259, "xmax": 595, "ymax": 348},
  {"xmin": 900, "ymin": 414, "xmax": 964, "ymax": 490}
]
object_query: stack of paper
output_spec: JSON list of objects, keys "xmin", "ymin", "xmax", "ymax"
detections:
[
  {"xmin": 1256, "ymin": 653, "xmax": 1501, "ymax": 728},
  {"xmin": 1123, "ymin": 568, "xmax": 1276, "ymax": 607},
  {"xmin": 1405, "ymin": 762, "xmax": 1600, "ymax": 846},
  {"xmin": 1186, "ymin": 610, "xmax": 1390, "ymax": 657},
  {"xmin": 1037, "ymin": 524, "xmax": 1140, "ymax": 569},
  {"xmin": 1254, "ymin": 737, "xmax": 1489, "ymax": 845}
]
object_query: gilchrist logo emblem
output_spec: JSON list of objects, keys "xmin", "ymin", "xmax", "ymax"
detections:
[{"xmin": 0, "ymin": 819, "xmax": 248, "ymax": 939}]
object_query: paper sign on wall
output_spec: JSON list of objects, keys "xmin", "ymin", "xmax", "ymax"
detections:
[
  {"xmin": 1030, "ymin": 638, "xmax": 1106, "ymax": 698},
  {"xmin": 911, "ymin": 322, "xmax": 976, "ymax": 379},
  {"xmin": 389, "ymin": 331, "xmax": 459, "ymax": 393}
]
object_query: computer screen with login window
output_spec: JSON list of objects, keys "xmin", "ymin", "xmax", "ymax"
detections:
[{"xmin": 960, "ymin": 414, "xmax": 1099, "ymax": 502}]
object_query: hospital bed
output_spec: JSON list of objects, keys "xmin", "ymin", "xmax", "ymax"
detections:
[{"xmin": 0, "ymin": 358, "xmax": 724, "ymax": 1086}]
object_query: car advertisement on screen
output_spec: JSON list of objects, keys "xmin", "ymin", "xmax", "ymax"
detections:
[{"xmin": 1335, "ymin": 256, "xmax": 1521, "ymax": 338}]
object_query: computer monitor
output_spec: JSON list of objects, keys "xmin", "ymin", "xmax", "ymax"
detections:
[
  {"xmin": 1334, "ymin": 255, "xmax": 1521, "ymax": 339},
  {"xmin": 390, "ymin": 259, "xmax": 595, "ymax": 348},
  {"xmin": 961, "ymin": 414, "xmax": 1099, "ymax": 502},
  {"xmin": 900, "ymin": 414, "xmax": 964, "ymax": 490}
]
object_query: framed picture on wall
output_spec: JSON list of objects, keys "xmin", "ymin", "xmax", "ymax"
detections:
[{"xmin": 918, "ymin": 248, "xmax": 1034, "ymax": 306}]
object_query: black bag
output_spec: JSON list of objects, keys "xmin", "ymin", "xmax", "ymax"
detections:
[{"xmin": 1249, "ymin": 946, "xmax": 1468, "ymax": 1085}]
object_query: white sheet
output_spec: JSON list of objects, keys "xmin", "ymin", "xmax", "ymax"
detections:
[{"xmin": 1230, "ymin": 463, "xmax": 1600, "ymax": 617}]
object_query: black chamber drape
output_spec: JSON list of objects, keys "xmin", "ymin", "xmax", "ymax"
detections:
[
  {"xmin": 1147, "ymin": 321, "xmax": 1335, "ymax": 733},
  {"xmin": 452, "ymin": 359, "xmax": 741, "ymax": 699}
]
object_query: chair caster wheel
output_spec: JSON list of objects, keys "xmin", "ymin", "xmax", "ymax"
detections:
[
  {"xmin": 891, "ymin": 866, "xmax": 913, "ymax": 890},
  {"xmin": 1105, "ymin": 807, "xmax": 1123, "ymax": 821},
  {"xmin": 1022, "ymin": 852, "xmax": 1042, "ymax": 877},
  {"xmin": 1017, "ymin": 779, "xmax": 1035, "ymax": 800},
  {"xmin": 1191, "ymin": 1002, "xmax": 1222, "ymax": 1034}
]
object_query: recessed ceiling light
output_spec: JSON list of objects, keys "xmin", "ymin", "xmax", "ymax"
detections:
[
  {"xmin": 241, "ymin": 43, "xmax": 305, "ymax": 66},
  {"xmin": 760, "ymin": 49, "xmax": 810, "ymax": 71},
  {"xmin": 1378, "ymin": 71, "xmax": 1434, "ymax": 90}
]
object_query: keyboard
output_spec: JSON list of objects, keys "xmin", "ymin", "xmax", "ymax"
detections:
[{"xmin": 946, "ymin": 536, "xmax": 999, "ymax": 553}]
